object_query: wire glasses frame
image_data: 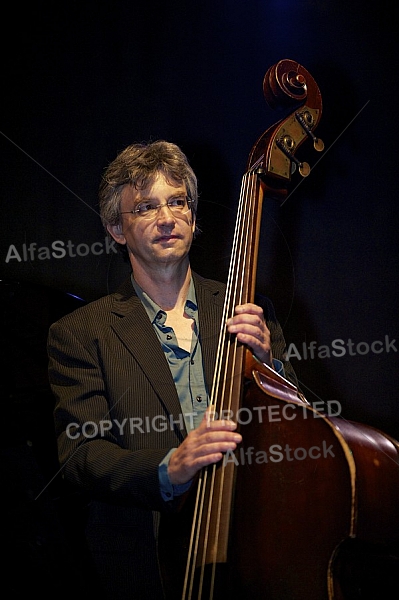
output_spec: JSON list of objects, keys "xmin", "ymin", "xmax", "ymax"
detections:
[{"xmin": 119, "ymin": 196, "xmax": 192, "ymax": 220}]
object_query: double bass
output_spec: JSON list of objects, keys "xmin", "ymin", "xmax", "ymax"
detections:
[{"xmin": 161, "ymin": 59, "xmax": 399, "ymax": 599}]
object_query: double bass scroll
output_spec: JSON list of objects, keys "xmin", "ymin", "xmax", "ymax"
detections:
[{"xmin": 248, "ymin": 58, "xmax": 324, "ymax": 202}]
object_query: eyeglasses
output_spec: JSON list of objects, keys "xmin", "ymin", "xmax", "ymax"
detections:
[{"xmin": 120, "ymin": 196, "xmax": 192, "ymax": 220}]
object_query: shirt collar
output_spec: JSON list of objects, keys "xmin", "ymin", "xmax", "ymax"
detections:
[{"xmin": 131, "ymin": 274, "xmax": 198, "ymax": 324}]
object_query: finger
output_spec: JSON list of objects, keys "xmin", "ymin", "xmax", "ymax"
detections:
[
  {"xmin": 234, "ymin": 302, "xmax": 263, "ymax": 316},
  {"xmin": 198, "ymin": 429, "xmax": 242, "ymax": 446},
  {"xmin": 200, "ymin": 408, "xmax": 238, "ymax": 431},
  {"xmin": 168, "ymin": 433, "xmax": 241, "ymax": 484},
  {"xmin": 227, "ymin": 311, "xmax": 266, "ymax": 331}
]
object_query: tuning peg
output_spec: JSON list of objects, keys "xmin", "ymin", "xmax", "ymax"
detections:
[
  {"xmin": 295, "ymin": 111, "xmax": 325, "ymax": 152},
  {"xmin": 276, "ymin": 137, "xmax": 311, "ymax": 178}
]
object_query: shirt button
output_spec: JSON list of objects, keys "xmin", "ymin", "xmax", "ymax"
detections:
[
  {"xmin": 166, "ymin": 334, "xmax": 172, "ymax": 340},
  {"xmin": 196, "ymin": 396, "xmax": 202, "ymax": 403}
]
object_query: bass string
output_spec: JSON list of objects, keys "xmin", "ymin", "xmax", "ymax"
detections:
[
  {"xmin": 211, "ymin": 169, "xmax": 259, "ymax": 416},
  {"xmin": 183, "ymin": 171, "xmax": 260, "ymax": 599}
]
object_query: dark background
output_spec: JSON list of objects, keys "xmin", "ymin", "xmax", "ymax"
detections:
[{"xmin": 1, "ymin": 1, "xmax": 398, "ymax": 595}]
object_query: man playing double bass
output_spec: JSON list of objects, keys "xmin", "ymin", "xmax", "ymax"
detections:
[{"xmin": 47, "ymin": 140, "xmax": 297, "ymax": 599}]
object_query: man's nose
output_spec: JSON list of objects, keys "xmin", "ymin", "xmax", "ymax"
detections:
[{"xmin": 156, "ymin": 203, "xmax": 176, "ymax": 222}]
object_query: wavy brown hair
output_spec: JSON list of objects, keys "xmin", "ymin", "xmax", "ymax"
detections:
[{"xmin": 99, "ymin": 140, "xmax": 198, "ymax": 232}]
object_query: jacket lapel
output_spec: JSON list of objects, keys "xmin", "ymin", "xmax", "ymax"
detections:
[
  {"xmin": 108, "ymin": 274, "xmax": 226, "ymax": 432},
  {"xmin": 110, "ymin": 278, "xmax": 182, "ymax": 423},
  {"xmin": 192, "ymin": 273, "xmax": 225, "ymax": 393}
]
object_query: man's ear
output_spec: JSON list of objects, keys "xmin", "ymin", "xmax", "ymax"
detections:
[{"xmin": 107, "ymin": 223, "xmax": 126, "ymax": 245}]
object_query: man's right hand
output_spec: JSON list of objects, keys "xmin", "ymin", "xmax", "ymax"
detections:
[{"xmin": 167, "ymin": 409, "xmax": 242, "ymax": 485}]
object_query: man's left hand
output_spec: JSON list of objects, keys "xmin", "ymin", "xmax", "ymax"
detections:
[{"xmin": 226, "ymin": 303, "xmax": 273, "ymax": 367}]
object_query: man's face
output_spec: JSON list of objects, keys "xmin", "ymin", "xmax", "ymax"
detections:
[{"xmin": 107, "ymin": 172, "xmax": 196, "ymax": 273}]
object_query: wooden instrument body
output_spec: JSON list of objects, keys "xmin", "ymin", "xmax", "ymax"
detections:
[
  {"xmin": 160, "ymin": 59, "xmax": 399, "ymax": 599},
  {"xmin": 229, "ymin": 368, "xmax": 399, "ymax": 599}
]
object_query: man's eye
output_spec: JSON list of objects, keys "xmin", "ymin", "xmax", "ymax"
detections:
[
  {"xmin": 136, "ymin": 202, "xmax": 157, "ymax": 214},
  {"xmin": 169, "ymin": 197, "xmax": 185, "ymax": 207}
]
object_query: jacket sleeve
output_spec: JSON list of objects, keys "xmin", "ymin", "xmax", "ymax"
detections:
[
  {"xmin": 48, "ymin": 317, "xmax": 179, "ymax": 513},
  {"xmin": 256, "ymin": 294, "xmax": 299, "ymax": 389}
]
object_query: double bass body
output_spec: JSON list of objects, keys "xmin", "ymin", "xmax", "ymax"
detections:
[
  {"xmin": 161, "ymin": 60, "xmax": 399, "ymax": 599},
  {"xmin": 230, "ymin": 365, "xmax": 399, "ymax": 599}
]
